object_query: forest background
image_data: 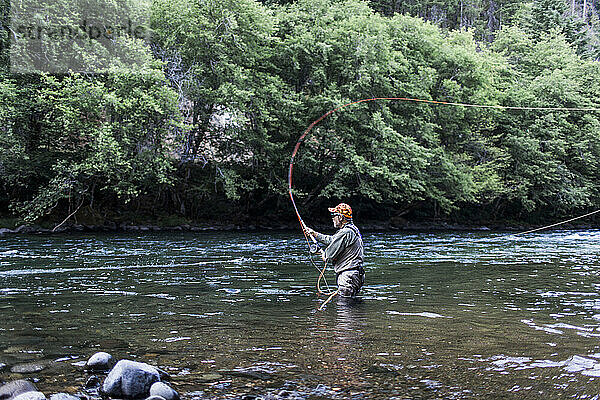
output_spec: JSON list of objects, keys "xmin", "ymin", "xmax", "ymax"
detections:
[{"xmin": 2, "ymin": 0, "xmax": 600, "ymax": 230}]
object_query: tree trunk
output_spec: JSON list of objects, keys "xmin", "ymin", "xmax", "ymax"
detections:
[{"xmin": 486, "ymin": 0, "xmax": 499, "ymax": 41}]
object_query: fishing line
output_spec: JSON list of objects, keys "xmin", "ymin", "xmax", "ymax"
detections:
[
  {"xmin": 289, "ymin": 97, "xmax": 600, "ymax": 309},
  {"xmin": 416, "ymin": 210, "xmax": 600, "ymax": 252},
  {"xmin": 513, "ymin": 209, "xmax": 600, "ymax": 236}
]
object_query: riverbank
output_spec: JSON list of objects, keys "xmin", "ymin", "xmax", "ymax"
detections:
[{"xmin": 0, "ymin": 218, "xmax": 598, "ymax": 235}]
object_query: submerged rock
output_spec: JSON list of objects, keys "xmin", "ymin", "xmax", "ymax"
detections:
[
  {"xmin": 97, "ymin": 339, "xmax": 129, "ymax": 350},
  {"xmin": 149, "ymin": 383, "xmax": 178, "ymax": 400},
  {"xmin": 197, "ymin": 373, "xmax": 222, "ymax": 383},
  {"xmin": 365, "ymin": 364, "xmax": 402, "ymax": 375},
  {"xmin": 11, "ymin": 392, "xmax": 46, "ymax": 400},
  {"xmin": 85, "ymin": 352, "xmax": 115, "ymax": 372},
  {"xmin": 10, "ymin": 362, "xmax": 47, "ymax": 374},
  {"xmin": 0, "ymin": 380, "xmax": 38, "ymax": 400},
  {"xmin": 219, "ymin": 366, "xmax": 273, "ymax": 381},
  {"xmin": 49, "ymin": 394, "xmax": 80, "ymax": 400},
  {"xmin": 102, "ymin": 360, "xmax": 160, "ymax": 399}
]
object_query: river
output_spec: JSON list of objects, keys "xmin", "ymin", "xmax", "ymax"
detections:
[{"xmin": 1, "ymin": 230, "xmax": 600, "ymax": 399}]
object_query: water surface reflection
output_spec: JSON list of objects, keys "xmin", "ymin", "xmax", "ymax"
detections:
[{"xmin": 1, "ymin": 230, "xmax": 600, "ymax": 398}]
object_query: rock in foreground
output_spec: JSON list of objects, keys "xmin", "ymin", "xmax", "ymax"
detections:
[
  {"xmin": 86, "ymin": 352, "xmax": 115, "ymax": 372},
  {"xmin": 0, "ymin": 380, "xmax": 38, "ymax": 400},
  {"xmin": 149, "ymin": 383, "xmax": 178, "ymax": 400},
  {"xmin": 102, "ymin": 360, "xmax": 160, "ymax": 399},
  {"xmin": 11, "ymin": 392, "xmax": 46, "ymax": 400},
  {"xmin": 49, "ymin": 394, "xmax": 80, "ymax": 400}
]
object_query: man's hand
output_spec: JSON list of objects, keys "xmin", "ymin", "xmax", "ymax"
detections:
[{"xmin": 304, "ymin": 226, "xmax": 316, "ymax": 237}]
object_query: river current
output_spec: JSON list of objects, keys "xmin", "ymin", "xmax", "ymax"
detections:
[{"xmin": 1, "ymin": 230, "xmax": 600, "ymax": 399}]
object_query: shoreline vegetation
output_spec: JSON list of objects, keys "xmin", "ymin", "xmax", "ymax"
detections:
[
  {"xmin": 0, "ymin": 215, "xmax": 597, "ymax": 235},
  {"xmin": 3, "ymin": 0, "xmax": 600, "ymax": 231}
]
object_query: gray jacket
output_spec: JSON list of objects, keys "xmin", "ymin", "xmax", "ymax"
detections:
[{"xmin": 314, "ymin": 223, "xmax": 364, "ymax": 274}]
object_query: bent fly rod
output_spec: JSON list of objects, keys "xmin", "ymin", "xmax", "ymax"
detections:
[{"xmin": 288, "ymin": 97, "xmax": 600, "ymax": 307}]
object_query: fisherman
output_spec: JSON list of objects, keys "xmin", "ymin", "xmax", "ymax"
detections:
[{"xmin": 305, "ymin": 203, "xmax": 365, "ymax": 298}]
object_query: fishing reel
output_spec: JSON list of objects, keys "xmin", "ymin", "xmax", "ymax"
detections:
[
  {"xmin": 301, "ymin": 221, "xmax": 321, "ymax": 254},
  {"xmin": 309, "ymin": 242, "xmax": 321, "ymax": 254}
]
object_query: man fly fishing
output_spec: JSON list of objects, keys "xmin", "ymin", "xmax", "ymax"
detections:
[{"xmin": 305, "ymin": 203, "xmax": 365, "ymax": 298}]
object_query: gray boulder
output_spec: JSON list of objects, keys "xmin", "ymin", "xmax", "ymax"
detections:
[
  {"xmin": 49, "ymin": 394, "xmax": 79, "ymax": 400},
  {"xmin": 10, "ymin": 362, "xmax": 47, "ymax": 374},
  {"xmin": 0, "ymin": 380, "xmax": 38, "ymax": 400},
  {"xmin": 102, "ymin": 360, "xmax": 160, "ymax": 399},
  {"xmin": 149, "ymin": 383, "xmax": 178, "ymax": 400},
  {"xmin": 85, "ymin": 352, "xmax": 115, "ymax": 371},
  {"xmin": 12, "ymin": 392, "xmax": 46, "ymax": 400}
]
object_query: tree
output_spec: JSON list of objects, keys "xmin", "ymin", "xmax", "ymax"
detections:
[
  {"xmin": 272, "ymin": 0, "xmax": 508, "ymax": 216},
  {"xmin": 151, "ymin": 0, "xmax": 306, "ymax": 215},
  {"xmin": 492, "ymin": 26, "xmax": 600, "ymax": 216},
  {"xmin": 0, "ymin": 0, "xmax": 9, "ymax": 73},
  {"xmin": 1, "ymin": 70, "xmax": 181, "ymax": 225}
]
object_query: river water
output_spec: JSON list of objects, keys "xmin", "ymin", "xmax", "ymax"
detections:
[{"xmin": 1, "ymin": 230, "xmax": 600, "ymax": 399}]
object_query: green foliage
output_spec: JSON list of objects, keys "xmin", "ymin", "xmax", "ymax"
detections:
[
  {"xmin": 151, "ymin": 0, "xmax": 304, "ymax": 209},
  {"xmin": 510, "ymin": 0, "xmax": 600, "ymax": 59},
  {"xmin": 365, "ymin": 0, "xmax": 600, "ymax": 59},
  {"xmin": 1, "ymin": 71, "xmax": 180, "ymax": 223},
  {"xmin": 271, "ymin": 1, "xmax": 508, "ymax": 214},
  {"xmin": 491, "ymin": 26, "xmax": 600, "ymax": 214},
  {"xmin": 0, "ymin": 0, "xmax": 9, "ymax": 74},
  {"xmin": 3, "ymin": 0, "xmax": 600, "ymax": 226},
  {"xmin": 8, "ymin": 0, "xmax": 154, "ymax": 73}
]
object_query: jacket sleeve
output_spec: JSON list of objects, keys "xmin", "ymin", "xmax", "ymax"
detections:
[
  {"xmin": 314, "ymin": 231, "xmax": 333, "ymax": 246},
  {"xmin": 323, "ymin": 229, "xmax": 352, "ymax": 263}
]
